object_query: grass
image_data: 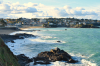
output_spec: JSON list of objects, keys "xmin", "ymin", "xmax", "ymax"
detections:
[{"xmin": 0, "ymin": 37, "xmax": 20, "ymax": 66}]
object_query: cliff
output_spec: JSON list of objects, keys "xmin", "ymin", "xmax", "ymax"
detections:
[{"xmin": 0, "ymin": 37, "xmax": 20, "ymax": 66}]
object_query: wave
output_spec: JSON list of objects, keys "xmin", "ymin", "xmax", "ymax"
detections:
[{"xmin": 7, "ymin": 29, "xmax": 97, "ymax": 66}]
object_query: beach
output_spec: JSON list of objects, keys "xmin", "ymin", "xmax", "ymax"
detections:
[
  {"xmin": 0, "ymin": 26, "xmax": 44, "ymax": 34},
  {"xmin": 19, "ymin": 26, "xmax": 44, "ymax": 30},
  {"xmin": 0, "ymin": 29, "xmax": 17, "ymax": 34}
]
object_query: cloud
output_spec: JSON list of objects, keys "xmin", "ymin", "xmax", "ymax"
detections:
[
  {"xmin": 0, "ymin": 1, "xmax": 99, "ymax": 19},
  {"xmin": 54, "ymin": 8, "xmax": 68, "ymax": 17},
  {"xmin": 25, "ymin": 7, "xmax": 37, "ymax": 13},
  {"xmin": 0, "ymin": 3, "xmax": 11, "ymax": 12},
  {"xmin": 64, "ymin": 5, "xmax": 72, "ymax": 9},
  {"xmin": 82, "ymin": 11, "xmax": 98, "ymax": 15},
  {"xmin": 0, "ymin": 13, "xmax": 9, "ymax": 18},
  {"xmin": 24, "ymin": 2, "xmax": 38, "ymax": 7},
  {"xmin": 76, "ymin": 7, "xmax": 85, "ymax": 10}
]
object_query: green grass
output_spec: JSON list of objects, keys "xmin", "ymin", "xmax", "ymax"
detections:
[{"xmin": 0, "ymin": 37, "xmax": 20, "ymax": 66}]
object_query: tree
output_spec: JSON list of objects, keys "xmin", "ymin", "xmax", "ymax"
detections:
[{"xmin": 0, "ymin": 19, "xmax": 7, "ymax": 26}]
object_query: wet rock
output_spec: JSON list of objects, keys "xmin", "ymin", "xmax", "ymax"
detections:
[
  {"xmin": 11, "ymin": 40, "xmax": 15, "ymax": 43},
  {"xmin": 33, "ymin": 47, "xmax": 78, "ymax": 65},
  {"xmin": 57, "ymin": 41, "xmax": 61, "ymax": 43},
  {"xmin": 0, "ymin": 33, "xmax": 37, "ymax": 43},
  {"xmin": 11, "ymin": 46, "xmax": 14, "ymax": 47},
  {"xmin": 17, "ymin": 54, "xmax": 33, "ymax": 66},
  {"xmin": 19, "ymin": 36, "xmax": 24, "ymax": 39}
]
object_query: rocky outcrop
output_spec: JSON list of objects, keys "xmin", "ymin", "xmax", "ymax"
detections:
[
  {"xmin": 0, "ymin": 37, "xmax": 20, "ymax": 66},
  {"xmin": 17, "ymin": 54, "xmax": 33, "ymax": 66},
  {"xmin": 74, "ymin": 24, "xmax": 99, "ymax": 28},
  {"xmin": 0, "ymin": 33, "xmax": 37, "ymax": 43},
  {"xmin": 0, "ymin": 27, "xmax": 20, "ymax": 30},
  {"xmin": 81, "ymin": 25, "xmax": 99, "ymax": 28},
  {"xmin": 33, "ymin": 47, "xmax": 78, "ymax": 65},
  {"xmin": 57, "ymin": 41, "xmax": 61, "ymax": 43}
]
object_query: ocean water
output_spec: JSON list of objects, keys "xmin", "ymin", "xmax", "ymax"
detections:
[{"xmin": 6, "ymin": 28, "xmax": 100, "ymax": 66}]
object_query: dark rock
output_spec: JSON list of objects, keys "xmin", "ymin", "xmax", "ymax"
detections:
[
  {"xmin": 34, "ymin": 61, "xmax": 51, "ymax": 65},
  {"xmin": 57, "ymin": 41, "xmax": 61, "ymax": 43},
  {"xmin": 11, "ymin": 40, "xmax": 15, "ymax": 43},
  {"xmin": 11, "ymin": 46, "xmax": 14, "ymax": 47},
  {"xmin": 0, "ymin": 33, "xmax": 37, "ymax": 43},
  {"xmin": 17, "ymin": 54, "xmax": 33, "ymax": 66},
  {"xmin": 19, "ymin": 36, "xmax": 24, "ymax": 39},
  {"xmin": 33, "ymin": 47, "xmax": 78, "ymax": 65}
]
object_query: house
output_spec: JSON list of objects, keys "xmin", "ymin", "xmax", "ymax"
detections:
[
  {"xmin": 0, "ymin": 22, "xmax": 2, "ymax": 26},
  {"xmin": 4, "ymin": 20, "xmax": 7, "ymax": 23},
  {"xmin": 58, "ymin": 22, "xmax": 61, "ymax": 26},
  {"xmin": 49, "ymin": 23, "xmax": 54, "ymax": 25},
  {"xmin": 40, "ymin": 19, "xmax": 46, "ymax": 23},
  {"xmin": 83, "ymin": 22, "xmax": 87, "ymax": 25},
  {"xmin": 15, "ymin": 22, "xmax": 21, "ymax": 26}
]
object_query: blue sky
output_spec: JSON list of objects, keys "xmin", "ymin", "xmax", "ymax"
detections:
[
  {"xmin": 0, "ymin": 0, "xmax": 100, "ymax": 19},
  {"xmin": 3, "ymin": 0, "xmax": 100, "ymax": 7}
]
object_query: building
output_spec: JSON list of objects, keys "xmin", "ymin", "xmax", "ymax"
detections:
[
  {"xmin": 0, "ymin": 22, "xmax": 2, "ymax": 26},
  {"xmin": 40, "ymin": 19, "xmax": 46, "ymax": 23}
]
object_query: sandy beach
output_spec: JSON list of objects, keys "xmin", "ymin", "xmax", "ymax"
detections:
[
  {"xmin": 19, "ymin": 26, "xmax": 44, "ymax": 30},
  {"xmin": 0, "ymin": 26, "xmax": 44, "ymax": 34},
  {"xmin": 0, "ymin": 30, "xmax": 17, "ymax": 34}
]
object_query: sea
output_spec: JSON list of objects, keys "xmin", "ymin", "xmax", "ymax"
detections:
[{"xmin": 6, "ymin": 28, "xmax": 100, "ymax": 66}]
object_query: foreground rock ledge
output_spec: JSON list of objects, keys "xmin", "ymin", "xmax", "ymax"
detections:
[
  {"xmin": 0, "ymin": 33, "xmax": 37, "ymax": 43},
  {"xmin": 33, "ymin": 47, "xmax": 78, "ymax": 65}
]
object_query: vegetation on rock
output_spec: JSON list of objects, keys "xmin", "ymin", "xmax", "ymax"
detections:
[{"xmin": 0, "ymin": 37, "xmax": 20, "ymax": 66}]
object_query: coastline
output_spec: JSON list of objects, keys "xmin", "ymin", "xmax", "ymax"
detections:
[
  {"xmin": 0, "ymin": 26, "xmax": 44, "ymax": 34},
  {"xmin": 19, "ymin": 26, "xmax": 44, "ymax": 30},
  {"xmin": 0, "ymin": 29, "xmax": 17, "ymax": 34},
  {"xmin": 0, "ymin": 27, "xmax": 98, "ymax": 66}
]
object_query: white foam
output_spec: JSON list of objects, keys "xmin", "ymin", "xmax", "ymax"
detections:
[
  {"xmin": 7, "ymin": 29, "xmax": 97, "ymax": 66},
  {"xmin": 28, "ymin": 60, "xmax": 97, "ymax": 66},
  {"xmin": 6, "ymin": 37, "xmax": 38, "ymax": 58},
  {"xmin": 9, "ymin": 31, "xmax": 41, "ymax": 36}
]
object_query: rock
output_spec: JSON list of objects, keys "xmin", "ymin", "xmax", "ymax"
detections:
[
  {"xmin": 54, "ymin": 47, "xmax": 60, "ymax": 51},
  {"xmin": 34, "ymin": 61, "xmax": 51, "ymax": 65},
  {"xmin": 19, "ymin": 36, "xmax": 24, "ymax": 39},
  {"xmin": 17, "ymin": 54, "xmax": 33, "ymax": 66},
  {"xmin": 11, "ymin": 46, "xmax": 14, "ymax": 47},
  {"xmin": 33, "ymin": 48, "xmax": 78, "ymax": 65},
  {"xmin": 0, "ymin": 33, "xmax": 37, "ymax": 43},
  {"xmin": 57, "ymin": 41, "xmax": 61, "ymax": 43},
  {"xmin": 11, "ymin": 40, "xmax": 15, "ymax": 43}
]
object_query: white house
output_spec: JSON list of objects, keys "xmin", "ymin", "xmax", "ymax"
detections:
[
  {"xmin": 40, "ymin": 19, "xmax": 46, "ymax": 23},
  {"xmin": 49, "ymin": 23, "xmax": 53, "ymax": 25},
  {"xmin": 58, "ymin": 22, "xmax": 62, "ymax": 25},
  {"xmin": 15, "ymin": 22, "xmax": 21, "ymax": 26}
]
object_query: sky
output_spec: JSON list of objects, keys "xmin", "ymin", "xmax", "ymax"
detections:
[{"xmin": 0, "ymin": 0, "xmax": 100, "ymax": 19}]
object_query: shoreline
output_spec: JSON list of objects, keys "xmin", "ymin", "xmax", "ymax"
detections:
[
  {"xmin": 0, "ymin": 26, "xmax": 44, "ymax": 34},
  {"xmin": 19, "ymin": 26, "xmax": 44, "ymax": 30},
  {"xmin": 0, "ymin": 28, "xmax": 97, "ymax": 66}
]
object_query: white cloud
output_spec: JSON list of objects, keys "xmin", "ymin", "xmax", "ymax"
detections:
[
  {"xmin": 0, "ymin": 3, "xmax": 11, "ymax": 12},
  {"xmin": 64, "ymin": 5, "xmax": 72, "ymax": 9},
  {"xmin": 24, "ymin": 2, "xmax": 38, "ymax": 7},
  {"xmin": 0, "ymin": 1, "xmax": 100, "ymax": 19},
  {"xmin": 76, "ymin": 7, "xmax": 85, "ymax": 10},
  {"xmin": 25, "ymin": 7, "xmax": 37, "ymax": 13}
]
